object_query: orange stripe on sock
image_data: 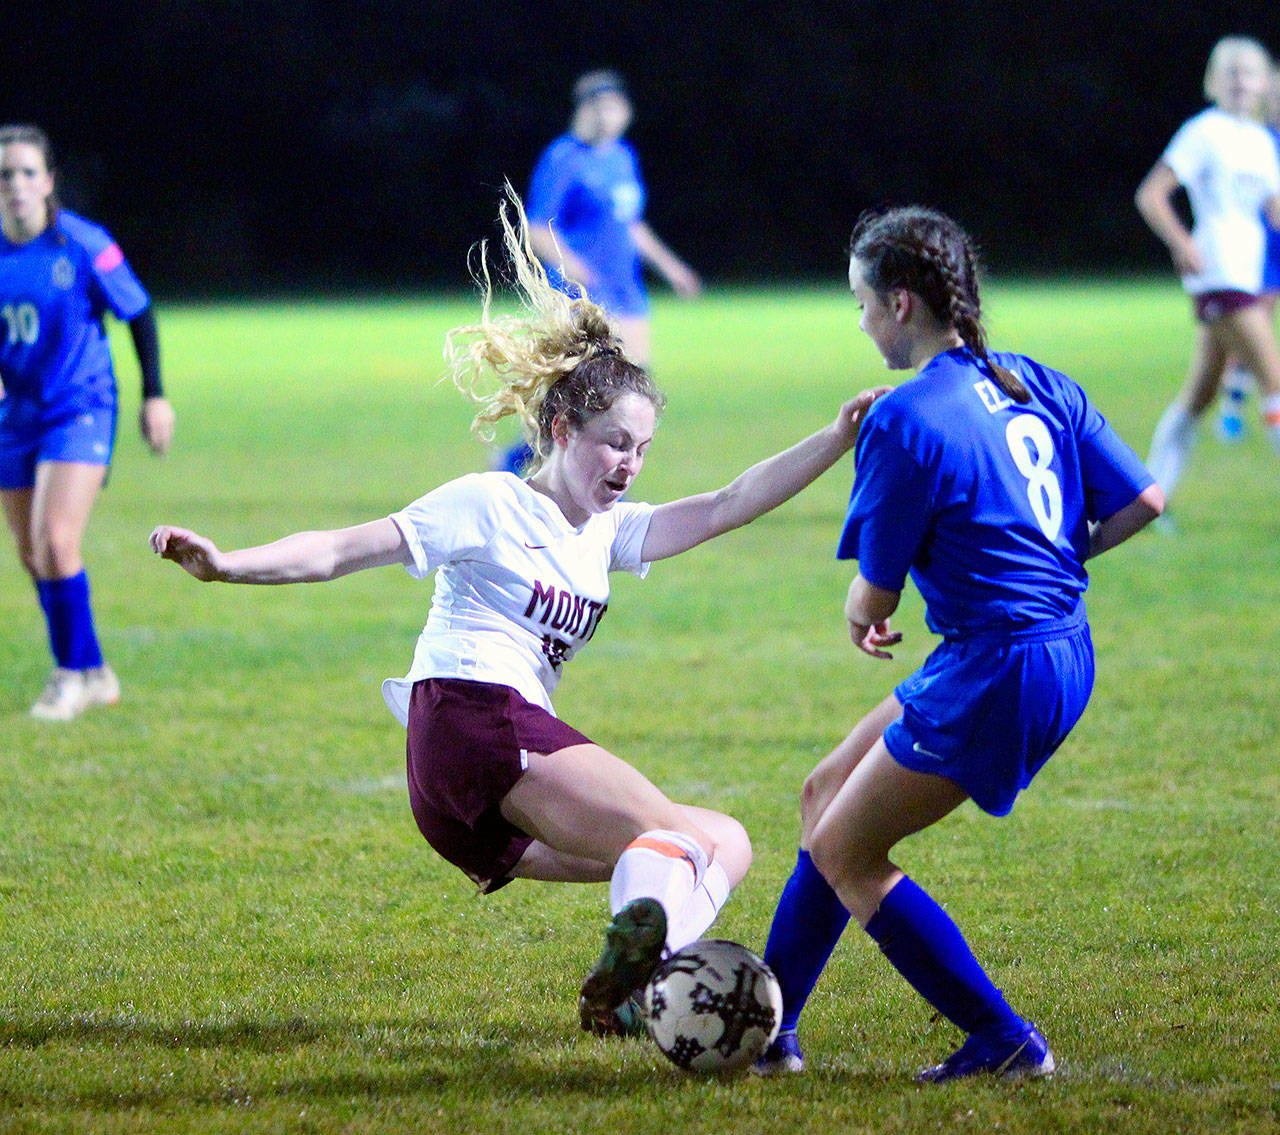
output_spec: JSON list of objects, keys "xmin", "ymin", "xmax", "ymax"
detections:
[{"xmin": 627, "ymin": 837, "xmax": 696, "ymax": 874}]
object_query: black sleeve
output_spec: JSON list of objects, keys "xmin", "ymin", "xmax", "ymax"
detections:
[{"xmin": 128, "ymin": 306, "xmax": 163, "ymax": 399}]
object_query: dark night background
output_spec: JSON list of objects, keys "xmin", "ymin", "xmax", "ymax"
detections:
[{"xmin": 4, "ymin": 2, "xmax": 1279, "ymax": 294}]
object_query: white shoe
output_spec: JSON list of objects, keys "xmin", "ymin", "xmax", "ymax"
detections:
[
  {"xmin": 30, "ymin": 668, "xmax": 90, "ymax": 721},
  {"xmin": 83, "ymin": 664, "xmax": 121, "ymax": 708}
]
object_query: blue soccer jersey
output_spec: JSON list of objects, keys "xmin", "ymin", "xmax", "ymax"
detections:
[
  {"xmin": 527, "ymin": 134, "xmax": 647, "ymax": 315},
  {"xmin": 837, "ymin": 348, "xmax": 1153, "ymax": 639},
  {"xmin": 0, "ymin": 210, "xmax": 149, "ymax": 413},
  {"xmin": 1264, "ymin": 125, "xmax": 1280, "ymax": 292}
]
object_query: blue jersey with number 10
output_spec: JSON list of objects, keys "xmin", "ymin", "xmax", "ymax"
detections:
[
  {"xmin": 0, "ymin": 210, "xmax": 149, "ymax": 413},
  {"xmin": 838, "ymin": 347, "xmax": 1153, "ymax": 639}
]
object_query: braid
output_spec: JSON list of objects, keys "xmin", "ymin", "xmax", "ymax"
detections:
[
  {"xmin": 938, "ymin": 238, "xmax": 1030, "ymax": 404},
  {"xmin": 850, "ymin": 206, "xmax": 1029, "ymax": 404}
]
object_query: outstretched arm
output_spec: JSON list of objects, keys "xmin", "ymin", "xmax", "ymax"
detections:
[
  {"xmin": 1086, "ymin": 483, "xmax": 1165, "ymax": 560},
  {"xmin": 150, "ymin": 518, "xmax": 412, "ymax": 583},
  {"xmin": 641, "ymin": 388, "xmax": 889, "ymax": 562}
]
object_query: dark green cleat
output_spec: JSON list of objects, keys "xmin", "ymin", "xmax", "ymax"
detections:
[
  {"xmin": 582, "ymin": 993, "xmax": 648, "ymax": 1039},
  {"xmin": 579, "ymin": 898, "xmax": 667, "ymax": 1033}
]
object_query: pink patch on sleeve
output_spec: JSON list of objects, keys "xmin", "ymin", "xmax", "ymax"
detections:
[{"xmin": 94, "ymin": 243, "xmax": 125, "ymax": 273}]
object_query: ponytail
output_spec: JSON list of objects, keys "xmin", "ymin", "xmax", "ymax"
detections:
[
  {"xmin": 850, "ymin": 206, "xmax": 1029, "ymax": 404},
  {"xmin": 443, "ymin": 184, "xmax": 663, "ymax": 469}
]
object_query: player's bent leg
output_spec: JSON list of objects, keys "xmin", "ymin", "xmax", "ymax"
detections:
[
  {"xmin": 810, "ymin": 744, "xmax": 1048, "ymax": 1081},
  {"xmin": 500, "ymin": 743, "xmax": 714, "ymax": 866},
  {"xmin": 800, "ymin": 693, "xmax": 901, "ymax": 845},
  {"xmin": 507, "ymin": 841, "xmax": 612, "ymax": 883},
  {"xmin": 499, "ymin": 744, "xmax": 712, "ymax": 1029},
  {"xmin": 807, "ymin": 741, "xmax": 966, "ymax": 923},
  {"xmin": 754, "ymin": 694, "xmax": 901, "ymax": 1073}
]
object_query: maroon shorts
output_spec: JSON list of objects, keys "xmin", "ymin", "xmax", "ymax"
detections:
[
  {"xmin": 1194, "ymin": 289, "xmax": 1259, "ymax": 324},
  {"xmin": 406, "ymin": 677, "xmax": 593, "ymax": 893}
]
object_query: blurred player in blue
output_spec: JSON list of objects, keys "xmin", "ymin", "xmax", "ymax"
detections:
[
  {"xmin": 754, "ymin": 206, "xmax": 1163, "ymax": 1082},
  {"xmin": 0, "ymin": 125, "xmax": 173, "ymax": 720},
  {"xmin": 497, "ymin": 70, "xmax": 701, "ymax": 475}
]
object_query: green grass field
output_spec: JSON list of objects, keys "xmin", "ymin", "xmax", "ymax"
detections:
[{"xmin": 1, "ymin": 283, "xmax": 1277, "ymax": 1135}]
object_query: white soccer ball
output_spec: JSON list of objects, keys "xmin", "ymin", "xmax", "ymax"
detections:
[{"xmin": 643, "ymin": 938, "xmax": 782, "ymax": 1073}]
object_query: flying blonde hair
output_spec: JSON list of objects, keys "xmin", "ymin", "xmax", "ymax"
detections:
[{"xmin": 444, "ymin": 185, "xmax": 662, "ymax": 469}]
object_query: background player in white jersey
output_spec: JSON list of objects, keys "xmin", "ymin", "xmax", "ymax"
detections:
[
  {"xmin": 1217, "ymin": 62, "xmax": 1280, "ymax": 440},
  {"xmin": 1136, "ymin": 37, "xmax": 1280, "ymax": 514},
  {"xmin": 150, "ymin": 190, "xmax": 875, "ymax": 1037},
  {"xmin": 0, "ymin": 125, "xmax": 174, "ymax": 720}
]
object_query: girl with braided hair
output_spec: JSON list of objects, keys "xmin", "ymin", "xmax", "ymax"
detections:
[
  {"xmin": 755, "ymin": 206, "xmax": 1163, "ymax": 1081},
  {"xmin": 150, "ymin": 189, "xmax": 878, "ymax": 1038}
]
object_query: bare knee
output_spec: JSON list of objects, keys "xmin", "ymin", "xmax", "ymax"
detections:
[
  {"xmin": 799, "ymin": 770, "xmax": 826, "ymax": 831},
  {"xmin": 710, "ymin": 813, "xmax": 752, "ymax": 887},
  {"xmin": 808, "ymin": 827, "xmax": 885, "ymax": 925},
  {"xmin": 31, "ymin": 519, "xmax": 84, "ymax": 577}
]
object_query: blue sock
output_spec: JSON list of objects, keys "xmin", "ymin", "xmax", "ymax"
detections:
[
  {"xmin": 36, "ymin": 571, "xmax": 103, "ymax": 670},
  {"xmin": 762, "ymin": 849, "xmax": 851, "ymax": 1033},
  {"xmin": 864, "ymin": 875, "xmax": 1024, "ymax": 1040}
]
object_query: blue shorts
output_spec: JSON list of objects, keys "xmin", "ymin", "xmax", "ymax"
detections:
[
  {"xmin": 884, "ymin": 615, "xmax": 1095, "ymax": 816},
  {"xmin": 0, "ymin": 397, "xmax": 117, "ymax": 489}
]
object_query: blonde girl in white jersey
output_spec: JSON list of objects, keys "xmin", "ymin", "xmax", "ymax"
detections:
[
  {"xmin": 150, "ymin": 189, "xmax": 878, "ymax": 1037},
  {"xmin": 1137, "ymin": 36, "xmax": 1280, "ymax": 514}
]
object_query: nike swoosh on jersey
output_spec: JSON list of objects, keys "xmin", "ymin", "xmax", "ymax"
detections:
[
  {"xmin": 524, "ymin": 542, "xmax": 548, "ymax": 550},
  {"xmin": 912, "ymin": 741, "xmax": 945, "ymax": 760}
]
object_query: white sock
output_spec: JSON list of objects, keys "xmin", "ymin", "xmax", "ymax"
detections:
[
  {"xmin": 609, "ymin": 829, "xmax": 708, "ymax": 925},
  {"xmin": 1147, "ymin": 403, "xmax": 1197, "ymax": 496},
  {"xmin": 1262, "ymin": 394, "xmax": 1280, "ymax": 456},
  {"xmin": 664, "ymin": 859, "xmax": 732, "ymax": 952}
]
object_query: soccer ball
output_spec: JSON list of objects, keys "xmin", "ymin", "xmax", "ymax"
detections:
[{"xmin": 643, "ymin": 939, "xmax": 782, "ymax": 1073}]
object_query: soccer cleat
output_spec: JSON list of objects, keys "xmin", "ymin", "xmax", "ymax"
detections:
[
  {"xmin": 752, "ymin": 1029, "xmax": 804, "ymax": 1076},
  {"xmin": 917, "ymin": 1023, "xmax": 1055, "ymax": 1083},
  {"xmin": 83, "ymin": 664, "xmax": 121, "ymax": 709},
  {"xmin": 579, "ymin": 897, "xmax": 667, "ymax": 1033},
  {"xmin": 29, "ymin": 668, "xmax": 90, "ymax": 722}
]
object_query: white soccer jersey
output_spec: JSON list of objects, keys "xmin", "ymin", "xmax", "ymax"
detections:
[
  {"xmin": 381, "ymin": 472, "xmax": 654, "ymax": 724},
  {"xmin": 1162, "ymin": 107, "xmax": 1280, "ymax": 294}
]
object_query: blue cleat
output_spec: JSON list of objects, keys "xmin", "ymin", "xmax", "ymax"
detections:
[
  {"xmin": 752, "ymin": 1029, "xmax": 804, "ymax": 1076},
  {"xmin": 917, "ymin": 1023, "xmax": 1055, "ymax": 1083},
  {"xmin": 579, "ymin": 898, "xmax": 667, "ymax": 1033}
]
